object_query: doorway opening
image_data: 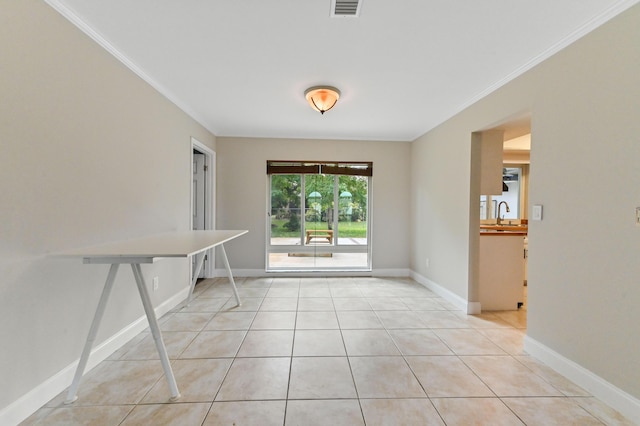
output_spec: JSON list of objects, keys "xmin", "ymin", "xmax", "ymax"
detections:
[
  {"xmin": 191, "ymin": 137, "xmax": 216, "ymax": 278},
  {"xmin": 471, "ymin": 114, "xmax": 531, "ymax": 313}
]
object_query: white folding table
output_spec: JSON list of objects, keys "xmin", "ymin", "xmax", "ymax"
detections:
[{"xmin": 55, "ymin": 230, "xmax": 248, "ymax": 403}]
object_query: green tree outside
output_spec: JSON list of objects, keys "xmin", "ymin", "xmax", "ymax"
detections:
[{"xmin": 270, "ymin": 174, "xmax": 368, "ymax": 238}]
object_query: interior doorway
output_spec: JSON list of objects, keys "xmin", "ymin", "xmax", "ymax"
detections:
[
  {"xmin": 470, "ymin": 114, "xmax": 531, "ymax": 313},
  {"xmin": 191, "ymin": 137, "xmax": 216, "ymax": 278}
]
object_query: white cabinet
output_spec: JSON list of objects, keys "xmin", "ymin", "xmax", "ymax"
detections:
[{"xmin": 479, "ymin": 234, "xmax": 525, "ymax": 310}]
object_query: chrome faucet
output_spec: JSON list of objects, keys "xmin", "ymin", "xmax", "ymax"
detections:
[{"xmin": 497, "ymin": 201, "xmax": 510, "ymax": 225}]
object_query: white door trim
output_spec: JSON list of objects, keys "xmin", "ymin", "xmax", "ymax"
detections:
[{"xmin": 191, "ymin": 137, "xmax": 216, "ymax": 277}]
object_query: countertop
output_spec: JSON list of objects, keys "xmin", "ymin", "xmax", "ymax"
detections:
[{"xmin": 479, "ymin": 225, "xmax": 528, "ymax": 236}]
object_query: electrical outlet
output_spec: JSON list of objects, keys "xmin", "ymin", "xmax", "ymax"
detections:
[
  {"xmin": 425, "ymin": 258, "xmax": 430, "ymax": 268},
  {"xmin": 153, "ymin": 276, "xmax": 159, "ymax": 291},
  {"xmin": 636, "ymin": 207, "xmax": 640, "ymax": 226}
]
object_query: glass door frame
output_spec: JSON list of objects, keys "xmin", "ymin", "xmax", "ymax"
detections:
[{"xmin": 266, "ymin": 172, "xmax": 372, "ymax": 272}]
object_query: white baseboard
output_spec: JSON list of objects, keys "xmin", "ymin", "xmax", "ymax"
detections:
[
  {"xmin": 0, "ymin": 287, "xmax": 190, "ymax": 426},
  {"xmin": 215, "ymin": 268, "xmax": 264, "ymax": 277},
  {"xmin": 524, "ymin": 335, "xmax": 640, "ymax": 424},
  {"xmin": 372, "ymin": 268, "xmax": 410, "ymax": 277},
  {"xmin": 410, "ymin": 270, "xmax": 480, "ymax": 313},
  {"xmin": 213, "ymin": 268, "xmax": 411, "ymax": 278}
]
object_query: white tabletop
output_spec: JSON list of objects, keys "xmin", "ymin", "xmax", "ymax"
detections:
[{"xmin": 55, "ymin": 230, "xmax": 248, "ymax": 263}]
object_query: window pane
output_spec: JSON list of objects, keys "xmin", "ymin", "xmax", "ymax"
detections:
[
  {"xmin": 304, "ymin": 174, "xmax": 334, "ymax": 245},
  {"xmin": 270, "ymin": 174, "xmax": 301, "ymax": 245},
  {"xmin": 480, "ymin": 195, "xmax": 490, "ymax": 220},
  {"xmin": 337, "ymin": 175, "xmax": 367, "ymax": 245},
  {"xmin": 492, "ymin": 167, "xmax": 521, "ymax": 220}
]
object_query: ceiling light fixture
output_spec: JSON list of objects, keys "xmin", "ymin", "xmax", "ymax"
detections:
[{"xmin": 304, "ymin": 86, "xmax": 341, "ymax": 115}]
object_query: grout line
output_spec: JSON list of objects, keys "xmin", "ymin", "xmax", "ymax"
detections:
[
  {"xmin": 282, "ymin": 284, "xmax": 300, "ymax": 426},
  {"xmin": 337, "ymin": 298, "xmax": 366, "ymax": 424}
]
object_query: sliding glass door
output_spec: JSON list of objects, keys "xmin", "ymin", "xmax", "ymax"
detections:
[{"xmin": 267, "ymin": 161, "xmax": 371, "ymax": 271}]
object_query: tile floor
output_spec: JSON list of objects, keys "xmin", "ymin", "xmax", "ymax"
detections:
[{"xmin": 22, "ymin": 277, "xmax": 634, "ymax": 425}]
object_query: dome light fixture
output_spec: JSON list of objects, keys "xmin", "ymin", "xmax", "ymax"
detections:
[{"xmin": 304, "ymin": 86, "xmax": 341, "ymax": 115}]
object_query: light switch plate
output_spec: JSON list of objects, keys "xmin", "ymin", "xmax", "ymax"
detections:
[{"xmin": 532, "ymin": 204, "xmax": 543, "ymax": 221}]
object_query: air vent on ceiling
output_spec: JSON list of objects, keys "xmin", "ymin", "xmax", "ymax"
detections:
[{"xmin": 331, "ymin": 0, "xmax": 362, "ymax": 17}]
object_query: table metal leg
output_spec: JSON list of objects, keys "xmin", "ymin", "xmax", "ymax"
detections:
[
  {"xmin": 131, "ymin": 264, "xmax": 181, "ymax": 401},
  {"xmin": 65, "ymin": 264, "xmax": 120, "ymax": 404},
  {"xmin": 219, "ymin": 244, "xmax": 241, "ymax": 306},
  {"xmin": 186, "ymin": 251, "xmax": 206, "ymax": 304}
]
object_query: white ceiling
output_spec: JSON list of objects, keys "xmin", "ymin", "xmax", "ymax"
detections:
[
  {"xmin": 504, "ymin": 134, "xmax": 531, "ymax": 151},
  {"xmin": 48, "ymin": 0, "xmax": 636, "ymax": 142}
]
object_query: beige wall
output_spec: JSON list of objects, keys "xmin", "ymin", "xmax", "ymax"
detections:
[
  {"xmin": 0, "ymin": 0, "xmax": 215, "ymax": 411},
  {"xmin": 411, "ymin": 3, "xmax": 640, "ymax": 401},
  {"xmin": 215, "ymin": 137, "xmax": 411, "ymax": 272}
]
